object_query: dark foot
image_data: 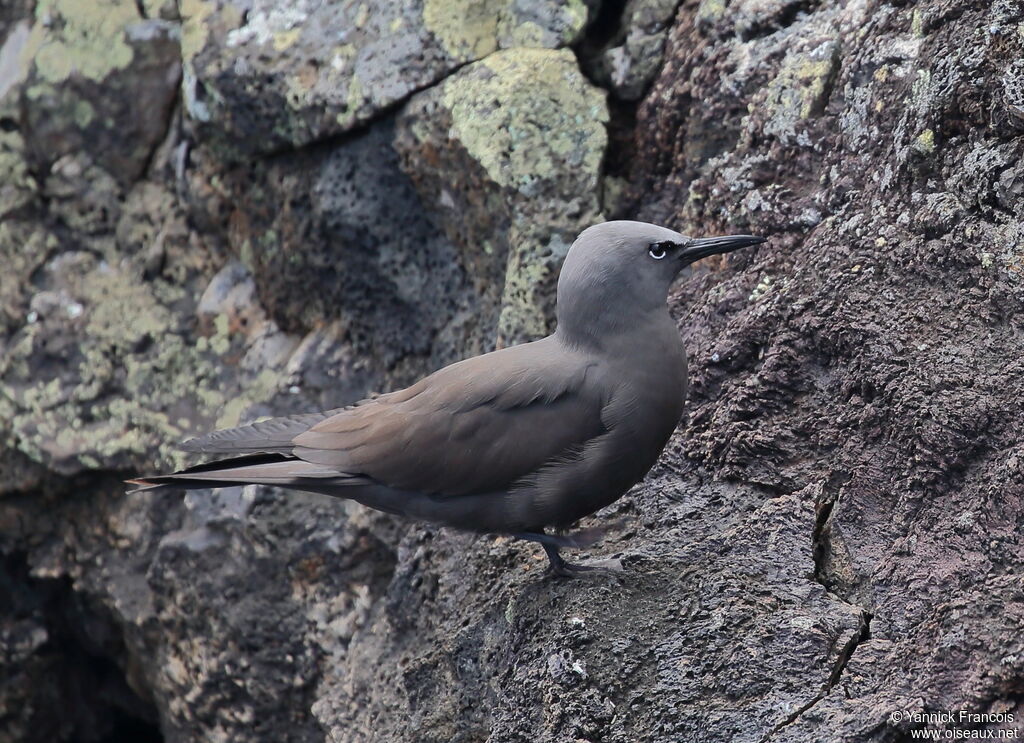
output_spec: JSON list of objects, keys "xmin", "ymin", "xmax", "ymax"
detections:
[
  {"xmin": 542, "ymin": 544, "xmax": 623, "ymax": 578},
  {"xmin": 508, "ymin": 528, "xmax": 623, "ymax": 579}
]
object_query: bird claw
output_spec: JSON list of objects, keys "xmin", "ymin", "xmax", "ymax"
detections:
[
  {"xmin": 505, "ymin": 521, "xmax": 632, "ymax": 577},
  {"xmin": 546, "ymin": 556, "xmax": 625, "ymax": 579}
]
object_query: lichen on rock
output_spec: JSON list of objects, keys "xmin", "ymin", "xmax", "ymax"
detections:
[
  {"xmin": 182, "ymin": 0, "xmax": 594, "ymax": 153},
  {"xmin": 15, "ymin": 0, "xmax": 181, "ymax": 182},
  {"xmin": 759, "ymin": 38, "xmax": 841, "ymax": 144},
  {"xmin": 22, "ymin": 0, "xmax": 138, "ymax": 83},
  {"xmin": 399, "ymin": 47, "xmax": 608, "ymax": 345}
]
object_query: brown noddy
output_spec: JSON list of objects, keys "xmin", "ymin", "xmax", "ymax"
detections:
[{"xmin": 129, "ymin": 221, "xmax": 765, "ymax": 575}]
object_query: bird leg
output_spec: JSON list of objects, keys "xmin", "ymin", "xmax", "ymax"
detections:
[
  {"xmin": 510, "ymin": 528, "xmax": 615, "ymax": 577},
  {"xmin": 541, "ymin": 543, "xmax": 610, "ymax": 577}
]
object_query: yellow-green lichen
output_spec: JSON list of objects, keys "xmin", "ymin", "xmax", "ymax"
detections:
[
  {"xmin": 283, "ymin": 71, "xmax": 313, "ymax": 109},
  {"xmin": 273, "ymin": 28, "xmax": 302, "ymax": 52},
  {"xmin": 180, "ymin": 0, "xmax": 218, "ymax": 62},
  {"xmin": 335, "ymin": 74, "xmax": 364, "ymax": 128},
  {"xmin": 497, "ymin": 247, "xmax": 552, "ymax": 339},
  {"xmin": 73, "ymin": 98, "xmax": 95, "ymax": 127},
  {"xmin": 748, "ymin": 274, "xmax": 774, "ymax": 302},
  {"xmin": 696, "ymin": 0, "xmax": 727, "ymax": 26},
  {"xmin": 496, "ymin": 0, "xmax": 588, "ymax": 48},
  {"xmin": 215, "ymin": 368, "xmax": 279, "ymax": 430},
  {"xmin": 912, "ymin": 128, "xmax": 935, "ymax": 155},
  {"xmin": 911, "ymin": 9, "xmax": 925, "ymax": 38},
  {"xmin": 498, "ymin": 230, "xmax": 568, "ymax": 341},
  {"xmin": 761, "ymin": 41, "xmax": 840, "ymax": 143},
  {"xmin": 83, "ymin": 270, "xmax": 174, "ymax": 348},
  {"xmin": 0, "ymin": 130, "xmax": 37, "ymax": 215},
  {"xmin": 442, "ymin": 48, "xmax": 608, "ymax": 193},
  {"xmin": 563, "ymin": 0, "xmax": 588, "ymax": 36},
  {"xmin": 0, "ymin": 244, "xmax": 293, "ymax": 474},
  {"xmin": 22, "ymin": 0, "xmax": 138, "ymax": 84},
  {"xmin": 433, "ymin": 48, "xmax": 607, "ymax": 343},
  {"xmin": 422, "ymin": 0, "xmax": 501, "ymax": 59},
  {"xmin": 502, "ymin": 20, "xmax": 545, "ymax": 48},
  {"xmin": 330, "ymin": 43, "xmax": 356, "ymax": 72},
  {"xmin": 209, "ymin": 313, "xmax": 231, "ymax": 355},
  {"xmin": 142, "ymin": 0, "xmax": 180, "ymax": 21},
  {"xmin": 426, "ymin": 0, "xmax": 587, "ymax": 55},
  {"xmin": 794, "ymin": 57, "xmax": 837, "ymax": 117},
  {"xmin": 354, "ymin": 3, "xmax": 371, "ymax": 29},
  {"xmin": 346, "ymin": 74, "xmax": 364, "ymax": 115}
]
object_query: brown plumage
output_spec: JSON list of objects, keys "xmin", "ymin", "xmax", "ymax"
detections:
[{"xmin": 129, "ymin": 222, "xmax": 764, "ymax": 574}]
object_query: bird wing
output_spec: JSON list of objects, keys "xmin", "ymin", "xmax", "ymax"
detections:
[
  {"xmin": 290, "ymin": 339, "xmax": 608, "ymax": 497},
  {"xmin": 180, "ymin": 410, "xmax": 337, "ymax": 455}
]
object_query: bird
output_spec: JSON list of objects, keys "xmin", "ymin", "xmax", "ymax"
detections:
[{"xmin": 129, "ymin": 221, "xmax": 765, "ymax": 575}]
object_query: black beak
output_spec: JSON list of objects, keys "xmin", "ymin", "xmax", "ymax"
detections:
[{"xmin": 680, "ymin": 234, "xmax": 766, "ymax": 262}]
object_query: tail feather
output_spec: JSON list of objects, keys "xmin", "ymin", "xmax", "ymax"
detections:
[{"xmin": 127, "ymin": 452, "xmax": 367, "ymax": 495}]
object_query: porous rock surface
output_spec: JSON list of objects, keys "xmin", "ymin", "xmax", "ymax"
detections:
[{"xmin": 0, "ymin": 0, "xmax": 1021, "ymax": 742}]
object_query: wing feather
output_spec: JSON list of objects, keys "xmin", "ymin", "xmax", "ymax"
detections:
[
  {"xmin": 180, "ymin": 410, "xmax": 338, "ymax": 454},
  {"xmin": 291, "ymin": 338, "xmax": 606, "ymax": 496}
]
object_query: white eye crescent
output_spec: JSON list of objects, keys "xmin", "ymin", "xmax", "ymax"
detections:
[{"xmin": 648, "ymin": 243, "xmax": 669, "ymax": 260}]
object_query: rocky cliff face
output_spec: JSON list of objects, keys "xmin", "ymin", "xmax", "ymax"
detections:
[{"xmin": 1, "ymin": 1, "xmax": 1021, "ymax": 741}]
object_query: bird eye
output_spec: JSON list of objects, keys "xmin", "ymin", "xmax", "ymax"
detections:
[{"xmin": 648, "ymin": 242, "xmax": 671, "ymax": 260}]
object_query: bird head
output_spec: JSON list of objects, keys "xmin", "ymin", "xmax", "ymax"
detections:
[{"xmin": 555, "ymin": 221, "xmax": 765, "ymax": 341}]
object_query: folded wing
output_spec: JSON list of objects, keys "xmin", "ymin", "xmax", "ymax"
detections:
[{"xmin": 291, "ymin": 339, "xmax": 607, "ymax": 496}]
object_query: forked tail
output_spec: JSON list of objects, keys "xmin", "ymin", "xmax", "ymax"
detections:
[{"xmin": 126, "ymin": 452, "xmax": 363, "ymax": 496}]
